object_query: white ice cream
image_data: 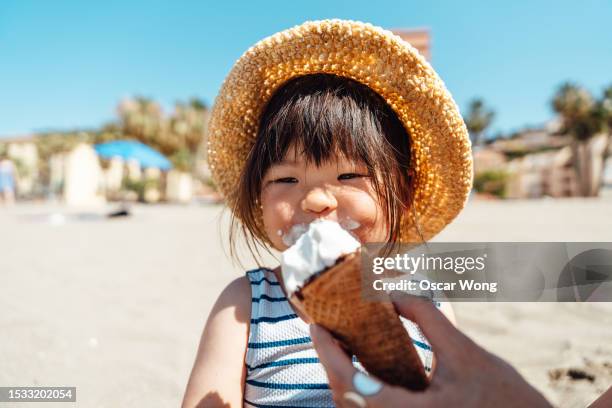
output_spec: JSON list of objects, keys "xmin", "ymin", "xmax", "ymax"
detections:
[
  {"xmin": 281, "ymin": 223, "xmax": 308, "ymax": 247},
  {"xmin": 281, "ymin": 219, "xmax": 361, "ymax": 296}
]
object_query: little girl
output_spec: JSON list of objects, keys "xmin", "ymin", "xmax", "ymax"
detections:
[{"xmin": 183, "ymin": 20, "xmax": 472, "ymax": 407}]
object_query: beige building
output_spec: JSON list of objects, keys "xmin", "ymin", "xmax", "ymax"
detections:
[
  {"xmin": 391, "ymin": 28, "xmax": 431, "ymax": 61},
  {"xmin": 478, "ymin": 128, "xmax": 610, "ymax": 198},
  {"xmin": 1, "ymin": 136, "xmax": 39, "ymax": 197},
  {"xmin": 473, "ymin": 148, "xmax": 507, "ymax": 173},
  {"xmin": 505, "ymin": 146, "xmax": 578, "ymax": 198}
]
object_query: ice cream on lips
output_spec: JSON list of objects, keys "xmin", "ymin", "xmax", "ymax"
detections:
[{"xmin": 280, "ymin": 219, "xmax": 361, "ymax": 296}]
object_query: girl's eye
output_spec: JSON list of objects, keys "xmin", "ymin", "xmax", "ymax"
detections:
[
  {"xmin": 338, "ymin": 173, "xmax": 366, "ymax": 180},
  {"xmin": 273, "ymin": 177, "xmax": 298, "ymax": 184}
]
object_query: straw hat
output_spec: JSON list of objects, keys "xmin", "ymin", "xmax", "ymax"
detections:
[{"xmin": 208, "ymin": 19, "xmax": 473, "ymax": 242}]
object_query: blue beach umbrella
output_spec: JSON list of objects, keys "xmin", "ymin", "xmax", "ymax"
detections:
[{"xmin": 94, "ymin": 140, "xmax": 172, "ymax": 170}]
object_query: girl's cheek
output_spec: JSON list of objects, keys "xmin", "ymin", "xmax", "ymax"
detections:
[
  {"xmin": 262, "ymin": 189, "xmax": 294, "ymax": 218},
  {"xmin": 261, "ymin": 192, "xmax": 296, "ymax": 249},
  {"xmin": 338, "ymin": 190, "xmax": 386, "ymax": 243}
]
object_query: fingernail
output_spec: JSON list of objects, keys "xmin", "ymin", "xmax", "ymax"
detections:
[{"xmin": 352, "ymin": 372, "xmax": 383, "ymax": 396}]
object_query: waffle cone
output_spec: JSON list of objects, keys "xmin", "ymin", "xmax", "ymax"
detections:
[{"xmin": 290, "ymin": 250, "xmax": 429, "ymax": 390}]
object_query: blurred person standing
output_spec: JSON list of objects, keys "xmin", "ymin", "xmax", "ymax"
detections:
[{"xmin": 0, "ymin": 154, "xmax": 16, "ymax": 205}]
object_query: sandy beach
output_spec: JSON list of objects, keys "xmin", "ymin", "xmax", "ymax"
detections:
[{"xmin": 1, "ymin": 197, "xmax": 611, "ymax": 407}]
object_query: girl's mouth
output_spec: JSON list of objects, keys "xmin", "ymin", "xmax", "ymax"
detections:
[
  {"xmin": 280, "ymin": 223, "xmax": 308, "ymax": 247},
  {"xmin": 279, "ymin": 217, "xmax": 362, "ymax": 247}
]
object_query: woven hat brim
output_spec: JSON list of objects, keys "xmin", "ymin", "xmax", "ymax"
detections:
[{"xmin": 208, "ymin": 19, "xmax": 473, "ymax": 243}]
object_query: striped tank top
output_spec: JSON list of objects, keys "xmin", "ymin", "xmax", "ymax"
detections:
[{"xmin": 244, "ymin": 267, "xmax": 434, "ymax": 408}]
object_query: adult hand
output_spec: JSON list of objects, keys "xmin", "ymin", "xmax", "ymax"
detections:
[
  {"xmin": 589, "ymin": 385, "xmax": 612, "ymax": 407},
  {"xmin": 309, "ymin": 294, "xmax": 552, "ymax": 407}
]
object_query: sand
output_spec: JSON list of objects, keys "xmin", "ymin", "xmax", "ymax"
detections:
[{"xmin": 0, "ymin": 196, "xmax": 611, "ymax": 407}]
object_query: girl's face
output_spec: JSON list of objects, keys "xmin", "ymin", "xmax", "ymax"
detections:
[{"xmin": 260, "ymin": 148, "xmax": 388, "ymax": 251}]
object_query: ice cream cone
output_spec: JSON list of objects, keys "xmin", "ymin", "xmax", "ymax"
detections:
[{"xmin": 290, "ymin": 249, "xmax": 429, "ymax": 390}]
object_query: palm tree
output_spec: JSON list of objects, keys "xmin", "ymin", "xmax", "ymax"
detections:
[
  {"xmin": 117, "ymin": 96, "xmax": 165, "ymax": 149},
  {"xmin": 169, "ymin": 98, "xmax": 208, "ymax": 154},
  {"xmin": 465, "ymin": 99, "xmax": 495, "ymax": 147},
  {"xmin": 596, "ymin": 85, "xmax": 612, "ymax": 184},
  {"xmin": 597, "ymin": 84, "xmax": 612, "ymax": 141},
  {"xmin": 166, "ymin": 99, "xmax": 209, "ymax": 172},
  {"xmin": 551, "ymin": 82, "xmax": 606, "ymax": 196},
  {"xmin": 116, "ymin": 96, "xmax": 209, "ymax": 160}
]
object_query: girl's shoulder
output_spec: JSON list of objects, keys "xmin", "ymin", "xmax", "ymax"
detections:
[
  {"xmin": 214, "ymin": 276, "xmax": 252, "ymax": 320},
  {"xmin": 217, "ymin": 265, "xmax": 275, "ymax": 299}
]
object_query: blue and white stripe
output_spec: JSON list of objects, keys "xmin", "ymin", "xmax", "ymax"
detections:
[{"xmin": 244, "ymin": 267, "xmax": 434, "ymax": 407}]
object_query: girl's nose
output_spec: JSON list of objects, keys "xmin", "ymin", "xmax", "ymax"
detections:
[{"xmin": 300, "ymin": 187, "xmax": 337, "ymax": 215}]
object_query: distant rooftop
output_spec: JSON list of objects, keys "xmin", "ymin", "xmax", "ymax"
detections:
[
  {"xmin": 488, "ymin": 125, "xmax": 571, "ymax": 155},
  {"xmin": 390, "ymin": 28, "xmax": 431, "ymax": 61}
]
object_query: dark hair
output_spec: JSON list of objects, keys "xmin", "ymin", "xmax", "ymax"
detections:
[{"xmin": 230, "ymin": 73, "xmax": 416, "ymax": 266}]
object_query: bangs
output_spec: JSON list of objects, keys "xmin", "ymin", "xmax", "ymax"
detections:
[{"xmin": 259, "ymin": 76, "xmax": 388, "ymax": 169}]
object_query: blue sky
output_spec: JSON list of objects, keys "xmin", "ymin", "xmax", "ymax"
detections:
[{"xmin": 1, "ymin": 0, "xmax": 611, "ymax": 138}]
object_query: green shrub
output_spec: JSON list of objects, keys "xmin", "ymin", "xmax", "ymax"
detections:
[
  {"xmin": 474, "ymin": 170, "xmax": 508, "ymax": 198},
  {"xmin": 121, "ymin": 177, "xmax": 159, "ymax": 201},
  {"xmin": 170, "ymin": 148, "xmax": 194, "ymax": 172}
]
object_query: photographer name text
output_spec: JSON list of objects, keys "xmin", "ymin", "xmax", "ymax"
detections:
[{"xmin": 372, "ymin": 278, "xmax": 498, "ymax": 293}]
